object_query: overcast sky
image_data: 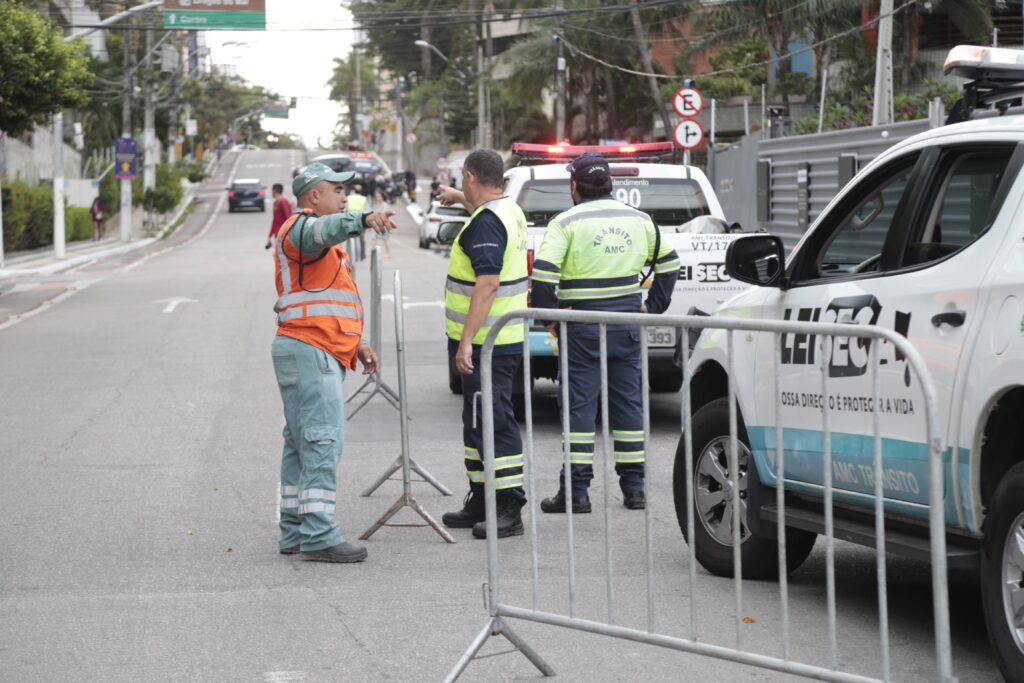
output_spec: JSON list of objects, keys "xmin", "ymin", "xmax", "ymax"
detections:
[{"xmin": 206, "ymin": 0, "xmax": 357, "ymax": 148}]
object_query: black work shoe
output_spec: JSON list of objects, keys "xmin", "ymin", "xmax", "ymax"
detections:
[
  {"xmin": 279, "ymin": 545, "xmax": 300, "ymax": 555},
  {"xmin": 540, "ymin": 490, "xmax": 591, "ymax": 514},
  {"xmin": 623, "ymin": 491, "xmax": 646, "ymax": 510},
  {"xmin": 472, "ymin": 498, "xmax": 524, "ymax": 539},
  {"xmin": 301, "ymin": 541, "xmax": 368, "ymax": 563},
  {"xmin": 442, "ymin": 490, "xmax": 486, "ymax": 528}
]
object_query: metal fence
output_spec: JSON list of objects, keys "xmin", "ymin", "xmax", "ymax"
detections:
[{"xmin": 445, "ymin": 308, "xmax": 953, "ymax": 682}]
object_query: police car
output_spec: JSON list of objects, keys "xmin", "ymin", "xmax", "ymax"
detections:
[
  {"xmin": 504, "ymin": 142, "xmax": 748, "ymax": 394},
  {"xmin": 677, "ymin": 45, "xmax": 1024, "ymax": 679}
]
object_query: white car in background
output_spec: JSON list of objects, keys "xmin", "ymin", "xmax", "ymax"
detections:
[{"xmin": 420, "ymin": 200, "xmax": 470, "ymax": 249}]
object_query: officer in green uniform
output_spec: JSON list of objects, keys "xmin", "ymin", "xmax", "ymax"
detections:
[
  {"xmin": 436, "ymin": 149, "xmax": 529, "ymax": 539},
  {"xmin": 532, "ymin": 153, "xmax": 680, "ymax": 512}
]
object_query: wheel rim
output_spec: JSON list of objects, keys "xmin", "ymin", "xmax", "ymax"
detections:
[
  {"xmin": 694, "ymin": 436, "xmax": 751, "ymax": 546},
  {"xmin": 1002, "ymin": 510, "xmax": 1024, "ymax": 656}
]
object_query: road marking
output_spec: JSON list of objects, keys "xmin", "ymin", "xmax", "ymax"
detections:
[
  {"xmin": 153, "ymin": 297, "xmax": 198, "ymax": 313},
  {"xmin": 263, "ymin": 672, "xmax": 305, "ymax": 682}
]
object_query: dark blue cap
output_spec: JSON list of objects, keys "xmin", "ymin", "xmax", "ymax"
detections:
[{"xmin": 566, "ymin": 153, "xmax": 610, "ymax": 182}]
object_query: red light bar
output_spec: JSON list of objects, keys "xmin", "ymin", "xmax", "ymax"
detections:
[
  {"xmin": 350, "ymin": 151, "xmax": 372, "ymax": 158},
  {"xmin": 610, "ymin": 167, "xmax": 639, "ymax": 177},
  {"xmin": 511, "ymin": 142, "xmax": 674, "ymax": 166}
]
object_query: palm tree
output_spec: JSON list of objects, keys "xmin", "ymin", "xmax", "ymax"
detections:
[{"xmin": 327, "ymin": 50, "xmax": 378, "ymax": 143}]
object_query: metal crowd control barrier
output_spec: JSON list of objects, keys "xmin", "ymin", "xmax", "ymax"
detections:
[
  {"xmin": 347, "ymin": 246, "xmax": 401, "ymax": 419},
  {"xmin": 359, "ymin": 270, "xmax": 454, "ymax": 543},
  {"xmin": 446, "ymin": 309, "xmax": 954, "ymax": 683}
]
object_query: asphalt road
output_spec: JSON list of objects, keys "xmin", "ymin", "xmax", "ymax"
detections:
[{"xmin": 0, "ymin": 149, "xmax": 1002, "ymax": 682}]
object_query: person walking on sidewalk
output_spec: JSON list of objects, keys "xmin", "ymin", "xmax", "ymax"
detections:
[
  {"xmin": 436, "ymin": 149, "xmax": 529, "ymax": 539},
  {"xmin": 265, "ymin": 183, "xmax": 294, "ymax": 250},
  {"xmin": 272, "ymin": 162, "xmax": 397, "ymax": 563},
  {"xmin": 90, "ymin": 196, "xmax": 107, "ymax": 241},
  {"xmin": 532, "ymin": 153, "xmax": 680, "ymax": 513}
]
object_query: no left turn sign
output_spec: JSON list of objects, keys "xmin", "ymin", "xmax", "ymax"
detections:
[
  {"xmin": 673, "ymin": 87, "xmax": 704, "ymax": 118},
  {"xmin": 673, "ymin": 119, "xmax": 704, "ymax": 150}
]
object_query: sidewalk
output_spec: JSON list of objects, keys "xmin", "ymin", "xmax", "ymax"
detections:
[{"xmin": 0, "ymin": 157, "xmax": 219, "ymax": 278}]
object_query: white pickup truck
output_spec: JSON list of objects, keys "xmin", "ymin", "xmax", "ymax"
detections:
[
  {"xmin": 679, "ymin": 45, "xmax": 1024, "ymax": 680},
  {"xmin": 499, "ymin": 142, "xmax": 752, "ymax": 394}
]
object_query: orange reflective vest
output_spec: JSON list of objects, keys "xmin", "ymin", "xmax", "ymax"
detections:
[{"xmin": 273, "ymin": 209, "xmax": 364, "ymax": 369}]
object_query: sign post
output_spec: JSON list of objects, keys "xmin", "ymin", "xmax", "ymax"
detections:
[
  {"xmin": 163, "ymin": 0, "xmax": 266, "ymax": 30},
  {"xmin": 672, "ymin": 85, "xmax": 705, "ymax": 166}
]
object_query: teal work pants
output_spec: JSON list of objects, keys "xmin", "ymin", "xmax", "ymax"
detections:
[{"xmin": 272, "ymin": 335, "xmax": 347, "ymax": 551}]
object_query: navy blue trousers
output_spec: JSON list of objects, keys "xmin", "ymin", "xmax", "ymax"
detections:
[{"xmin": 557, "ymin": 323, "xmax": 646, "ymax": 497}]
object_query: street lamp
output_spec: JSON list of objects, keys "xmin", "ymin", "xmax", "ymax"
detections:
[{"xmin": 414, "ymin": 39, "xmax": 489, "ymax": 150}]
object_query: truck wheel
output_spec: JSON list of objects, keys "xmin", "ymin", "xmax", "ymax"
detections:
[
  {"xmin": 673, "ymin": 397, "xmax": 816, "ymax": 579},
  {"xmin": 448, "ymin": 355, "xmax": 463, "ymax": 395},
  {"xmin": 981, "ymin": 461, "xmax": 1024, "ymax": 681}
]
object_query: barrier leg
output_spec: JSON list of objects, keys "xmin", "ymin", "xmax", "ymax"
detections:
[
  {"xmin": 443, "ymin": 617, "xmax": 556, "ymax": 682},
  {"xmin": 346, "ymin": 246, "xmax": 401, "ymax": 418}
]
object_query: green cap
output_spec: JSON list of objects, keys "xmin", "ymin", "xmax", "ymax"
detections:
[{"xmin": 292, "ymin": 162, "xmax": 356, "ymax": 197}]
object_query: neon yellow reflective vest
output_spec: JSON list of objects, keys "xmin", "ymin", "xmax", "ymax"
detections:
[
  {"xmin": 445, "ymin": 197, "xmax": 528, "ymax": 346},
  {"xmin": 346, "ymin": 193, "xmax": 368, "ymax": 213}
]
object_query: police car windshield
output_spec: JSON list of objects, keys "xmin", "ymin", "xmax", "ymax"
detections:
[{"xmin": 516, "ymin": 178, "xmax": 710, "ymax": 226}]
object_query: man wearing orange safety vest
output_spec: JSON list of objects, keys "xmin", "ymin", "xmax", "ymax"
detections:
[{"xmin": 272, "ymin": 162, "xmax": 396, "ymax": 563}]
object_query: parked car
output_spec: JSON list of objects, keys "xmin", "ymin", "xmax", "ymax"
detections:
[
  {"xmin": 680, "ymin": 44, "xmax": 1024, "ymax": 680},
  {"xmin": 227, "ymin": 178, "xmax": 265, "ymax": 212},
  {"xmin": 420, "ymin": 200, "xmax": 470, "ymax": 249}
]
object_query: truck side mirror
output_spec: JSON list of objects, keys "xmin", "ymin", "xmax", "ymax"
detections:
[
  {"xmin": 436, "ymin": 221, "xmax": 463, "ymax": 246},
  {"xmin": 726, "ymin": 234, "xmax": 786, "ymax": 288}
]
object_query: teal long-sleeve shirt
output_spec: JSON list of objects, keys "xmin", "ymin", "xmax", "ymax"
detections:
[{"xmin": 286, "ymin": 211, "xmax": 367, "ymax": 257}]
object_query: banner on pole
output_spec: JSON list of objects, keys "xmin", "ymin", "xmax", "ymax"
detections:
[{"xmin": 115, "ymin": 137, "xmax": 138, "ymax": 180}]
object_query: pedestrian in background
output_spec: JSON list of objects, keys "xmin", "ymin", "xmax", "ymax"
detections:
[
  {"xmin": 436, "ymin": 149, "xmax": 529, "ymax": 539},
  {"xmin": 89, "ymin": 195, "xmax": 106, "ymax": 241},
  {"xmin": 532, "ymin": 153, "xmax": 680, "ymax": 513},
  {"xmin": 265, "ymin": 183, "xmax": 293, "ymax": 250},
  {"xmin": 346, "ymin": 183, "xmax": 369, "ymax": 260},
  {"xmin": 271, "ymin": 162, "xmax": 397, "ymax": 563}
]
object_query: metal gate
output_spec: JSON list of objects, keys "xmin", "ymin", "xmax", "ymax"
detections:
[{"xmin": 445, "ymin": 308, "xmax": 954, "ymax": 683}]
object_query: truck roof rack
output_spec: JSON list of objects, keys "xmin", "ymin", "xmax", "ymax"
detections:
[
  {"xmin": 511, "ymin": 142, "xmax": 675, "ymax": 166},
  {"xmin": 945, "ymin": 45, "xmax": 1024, "ymax": 124}
]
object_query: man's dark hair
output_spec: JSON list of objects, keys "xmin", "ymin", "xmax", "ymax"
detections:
[
  {"xmin": 574, "ymin": 175, "xmax": 612, "ymax": 199},
  {"xmin": 272, "ymin": 183, "xmax": 284, "ymax": 194},
  {"xmin": 463, "ymin": 149, "xmax": 505, "ymax": 188}
]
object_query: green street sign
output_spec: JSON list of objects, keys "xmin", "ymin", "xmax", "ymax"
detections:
[
  {"xmin": 163, "ymin": 9, "xmax": 266, "ymax": 30},
  {"xmin": 263, "ymin": 109, "xmax": 289, "ymax": 119}
]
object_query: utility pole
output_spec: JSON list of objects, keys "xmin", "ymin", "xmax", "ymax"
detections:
[
  {"xmin": 121, "ymin": 23, "xmax": 134, "ymax": 242},
  {"xmin": 53, "ymin": 113, "xmax": 66, "ymax": 259},
  {"xmin": 872, "ymin": 0, "xmax": 894, "ymax": 126},
  {"xmin": 630, "ymin": 0, "xmax": 673, "ymax": 140},
  {"xmin": 167, "ymin": 34, "xmax": 181, "ymax": 164},
  {"xmin": 554, "ymin": 0, "xmax": 566, "ymax": 142},
  {"xmin": 354, "ymin": 33, "xmax": 362, "ymax": 144},
  {"xmin": 143, "ymin": 27, "xmax": 156, "ymax": 192}
]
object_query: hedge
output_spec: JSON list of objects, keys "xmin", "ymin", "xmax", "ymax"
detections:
[{"xmin": 2, "ymin": 181, "xmax": 113, "ymax": 251}]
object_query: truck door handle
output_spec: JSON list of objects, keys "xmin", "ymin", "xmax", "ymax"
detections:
[{"xmin": 931, "ymin": 310, "xmax": 966, "ymax": 328}]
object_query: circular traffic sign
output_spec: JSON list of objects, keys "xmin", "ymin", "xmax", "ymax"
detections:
[
  {"xmin": 673, "ymin": 119, "xmax": 705, "ymax": 150},
  {"xmin": 406, "ymin": 133, "xmax": 417, "ymax": 144},
  {"xmin": 673, "ymin": 87, "xmax": 704, "ymax": 118}
]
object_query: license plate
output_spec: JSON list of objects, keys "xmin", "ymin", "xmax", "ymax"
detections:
[{"xmin": 647, "ymin": 326, "xmax": 676, "ymax": 348}]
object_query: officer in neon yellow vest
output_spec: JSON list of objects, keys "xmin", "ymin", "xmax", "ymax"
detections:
[
  {"xmin": 437, "ymin": 149, "xmax": 529, "ymax": 539},
  {"xmin": 346, "ymin": 184, "xmax": 369, "ymax": 213},
  {"xmin": 532, "ymin": 153, "xmax": 680, "ymax": 513}
]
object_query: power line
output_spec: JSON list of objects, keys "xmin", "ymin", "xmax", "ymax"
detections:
[{"xmin": 559, "ymin": 0, "xmax": 918, "ymax": 81}]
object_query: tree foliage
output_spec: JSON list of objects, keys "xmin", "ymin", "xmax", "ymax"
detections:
[{"xmin": 0, "ymin": 1, "xmax": 92, "ymax": 136}]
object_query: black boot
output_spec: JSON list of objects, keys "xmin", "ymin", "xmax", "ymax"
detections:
[
  {"xmin": 442, "ymin": 488, "xmax": 485, "ymax": 528},
  {"xmin": 472, "ymin": 496, "xmax": 524, "ymax": 539},
  {"xmin": 540, "ymin": 490, "xmax": 591, "ymax": 514},
  {"xmin": 623, "ymin": 490, "xmax": 645, "ymax": 510}
]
